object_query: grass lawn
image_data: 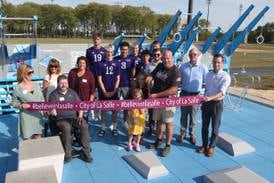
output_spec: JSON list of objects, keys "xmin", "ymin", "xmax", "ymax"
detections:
[{"xmin": 231, "ymin": 44, "xmax": 274, "ymax": 68}]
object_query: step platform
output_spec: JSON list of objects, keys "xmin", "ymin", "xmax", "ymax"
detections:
[
  {"xmin": 217, "ymin": 132, "xmax": 255, "ymax": 156},
  {"xmin": 203, "ymin": 166, "xmax": 269, "ymax": 183},
  {"xmin": 18, "ymin": 136, "xmax": 64, "ymax": 183},
  {"xmin": 123, "ymin": 151, "xmax": 169, "ymax": 180},
  {"xmin": 5, "ymin": 165, "xmax": 58, "ymax": 183}
]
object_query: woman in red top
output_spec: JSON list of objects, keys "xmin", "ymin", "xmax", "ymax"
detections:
[{"xmin": 68, "ymin": 56, "xmax": 96, "ymax": 118}]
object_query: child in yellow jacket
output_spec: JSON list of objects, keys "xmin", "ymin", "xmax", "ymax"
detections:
[{"xmin": 127, "ymin": 88, "xmax": 146, "ymax": 151}]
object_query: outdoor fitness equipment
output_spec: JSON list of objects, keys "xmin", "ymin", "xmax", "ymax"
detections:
[{"xmin": 0, "ymin": 16, "xmax": 38, "ymax": 79}]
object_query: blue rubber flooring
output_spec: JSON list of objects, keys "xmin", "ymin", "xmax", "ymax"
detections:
[{"xmin": 1, "ymin": 96, "xmax": 274, "ymax": 183}]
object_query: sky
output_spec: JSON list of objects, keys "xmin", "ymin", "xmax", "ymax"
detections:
[{"xmin": 9, "ymin": 0, "xmax": 274, "ymax": 31}]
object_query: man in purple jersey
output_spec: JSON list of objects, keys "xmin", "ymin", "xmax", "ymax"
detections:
[
  {"xmin": 114, "ymin": 41, "xmax": 135, "ymax": 123},
  {"xmin": 86, "ymin": 33, "xmax": 107, "ymax": 74},
  {"xmin": 130, "ymin": 42, "xmax": 142, "ymax": 76},
  {"xmin": 85, "ymin": 33, "xmax": 106, "ymax": 121},
  {"xmin": 97, "ymin": 45, "xmax": 121, "ymax": 137}
]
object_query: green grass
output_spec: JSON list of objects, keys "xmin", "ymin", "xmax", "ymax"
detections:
[{"xmin": 231, "ymin": 44, "xmax": 274, "ymax": 68}]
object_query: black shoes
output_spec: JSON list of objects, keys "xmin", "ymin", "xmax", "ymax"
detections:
[
  {"xmin": 148, "ymin": 139, "xmax": 162, "ymax": 149},
  {"xmin": 79, "ymin": 150, "xmax": 93, "ymax": 163}
]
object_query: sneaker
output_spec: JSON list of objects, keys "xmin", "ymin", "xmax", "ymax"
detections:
[
  {"xmin": 112, "ymin": 129, "xmax": 118, "ymax": 137},
  {"xmin": 189, "ymin": 136, "xmax": 196, "ymax": 145},
  {"xmin": 97, "ymin": 129, "xmax": 105, "ymax": 137},
  {"xmin": 148, "ymin": 139, "xmax": 162, "ymax": 149},
  {"xmin": 162, "ymin": 146, "xmax": 171, "ymax": 157},
  {"xmin": 206, "ymin": 147, "xmax": 214, "ymax": 157},
  {"xmin": 196, "ymin": 146, "xmax": 206, "ymax": 153},
  {"xmin": 64, "ymin": 156, "xmax": 72, "ymax": 163},
  {"xmin": 79, "ymin": 151, "xmax": 93, "ymax": 163},
  {"xmin": 135, "ymin": 144, "xmax": 141, "ymax": 152},
  {"xmin": 71, "ymin": 149, "xmax": 81, "ymax": 158}
]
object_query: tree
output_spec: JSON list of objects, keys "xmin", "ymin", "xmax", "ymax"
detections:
[
  {"xmin": 116, "ymin": 6, "xmax": 142, "ymax": 33},
  {"xmin": 74, "ymin": 4, "xmax": 90, "ymax": 37},
  {"xmin": 139, "ymin": 6, "xmax": 157, "ymax": 35},
  {"xmin": 248, "ymin": 22, "xmax": 274, "ymax": 43},
  {"xmin": 198, "ymin": 18, "xmax": 211, "ymax": 41},
  {"xmin": 157, "ymin": 14, "xmax": 173, "ymax": 36}
]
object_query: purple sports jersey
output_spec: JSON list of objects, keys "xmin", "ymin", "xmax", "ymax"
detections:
[
  {"xmin": 131, "ymin": 55, "xmax": 142, "ymax": 67},
  {"xmin": 114, "ymin": 55, "xmax": 134, "ymax": 87},
  {"xmin": 86, "ymin": 46, "xmax": 106, "ymax": 74},
  {"xmin": 97, "ymin": 60, "xmax": 121, "ymax": 92}
]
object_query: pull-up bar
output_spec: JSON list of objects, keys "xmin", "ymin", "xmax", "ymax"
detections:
[
  {"xmin": 4, "ymin": 33, "xmax": 35, "ymax": 36},
  {"xmin": 0, "ymin": 16, "xmax": 38, "ymax": 21}
]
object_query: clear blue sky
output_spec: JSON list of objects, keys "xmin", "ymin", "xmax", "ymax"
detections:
[{"xmin": 10, "ymin": 0, "xmax": 273, "ymax": 31}]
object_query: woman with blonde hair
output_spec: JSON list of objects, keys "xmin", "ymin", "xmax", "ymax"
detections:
[
  {"xmin": 12, "ymin": 64, "xmax": 44, "ymax": 140},
  {"xmin": 43, "ymin": 58, "xmax": 61, "ymax": 101}
]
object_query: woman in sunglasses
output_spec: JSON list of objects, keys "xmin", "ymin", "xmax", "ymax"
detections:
[
  {"xmin": 43, "ymin": 58, "xmax": 61, "ymax": 101},
  {"xmin": 12, "ymin": 64, "xmax": 44, "ymax": 140}
]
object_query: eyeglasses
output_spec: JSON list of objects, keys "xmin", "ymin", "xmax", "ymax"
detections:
[
  {"xmin": 50, "ymin": 65, "xmax": 58, "ymax": 68},
  {"xmin": 154, "ymin": 53, "xmax": 161, "ymax": 57},
  {"xmin": 27, "ymin": 71, "xmax": 34, "ymax": 75}
]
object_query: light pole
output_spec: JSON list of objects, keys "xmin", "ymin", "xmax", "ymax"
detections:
[{"xmin": 206, "ymin": 0, "xmax": 212, "ymax": 27}]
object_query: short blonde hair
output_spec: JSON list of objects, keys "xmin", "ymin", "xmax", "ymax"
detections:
[
  {"xmin": 106, "ymin": 44, "xmax": 114, "ymax": 52},
  {"xmin": 17, "ymin": 64, "xmax": 32, "ymax": 83},
  {"xmin": 47, "ymin": 58, "xmax": 61, "ymax": 75}
]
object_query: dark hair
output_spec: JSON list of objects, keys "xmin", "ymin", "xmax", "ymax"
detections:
[
  {"xmin": 141, "ymin": 49, "xmax": 150, "ymax": 56},
  {"xmin": 152, "ymin": 40, "xmax": 160, "ymax": 45},
  {"xmin": 120, "ymin": 41, "xmax": 130, "ymax": 48},
  {"xmin": 57, "ymin": 74, "xmax": 68, "ymax": 83},
  {"xmin": 92, "ymin": 32, "xmax": 102, "ymax": 39},
  {"xmin": 153, "ymin": 48, "xmax": 161, "ymax": 53},
  {"xmin": 76, "ymin": 56, "xmax": 89, "ymax": 69},
  {"xmin": 213, "ymin": 53, "xmax": 224, "ymax": 62}
]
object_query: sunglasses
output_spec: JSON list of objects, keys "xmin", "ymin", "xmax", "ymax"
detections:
[
  {"xmin": 154, "ymin": 53, "xmax": 161, "ymax": 57},
  {"xmin": 50, "ymin": 65, "xmax": 58, "ymax": 68},
  {"xmin": 27, "ymin": 71, "xmax": 34, "ymax": 75}
]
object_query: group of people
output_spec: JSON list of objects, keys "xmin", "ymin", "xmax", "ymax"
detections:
[{"xmin": 11, "ymin": 32, "xmax": 231, "ymax": 164}]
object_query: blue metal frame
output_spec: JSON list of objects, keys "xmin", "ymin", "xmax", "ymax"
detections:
[
  {"xmin": 202, "ymin": 27, "xmax": 221, "ymax": 54},
  {"xmin": 151, "ymin": 10, "xmax": 182, "ymax": 52},
  {"xmin": 214, "ymin": 4, "xmax": 255, "ymax": 54},
  {"xmin": 227, "ymin": 6, "xmax": 270, "ymax": 56},
  {"xmin": 167, "ymin": 11, "xmax": 202, "ymax": 55}
]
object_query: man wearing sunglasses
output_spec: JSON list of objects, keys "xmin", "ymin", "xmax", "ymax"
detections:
[
  {"xmin": 177, "ymin": 47, "xmax": 208, "ymax": 145},
  {"xmin": 145, "ymin": 48, "xmax": 162, "ymax": 136}
]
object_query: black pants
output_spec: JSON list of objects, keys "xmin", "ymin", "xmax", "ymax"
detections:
[
  {"xmin": 49, "ymin": 118, "xmax": 90, "ymax": 158},
  {"xmin": 201, "ymin": 100, "xmax": 223, "ymax": 148}
]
